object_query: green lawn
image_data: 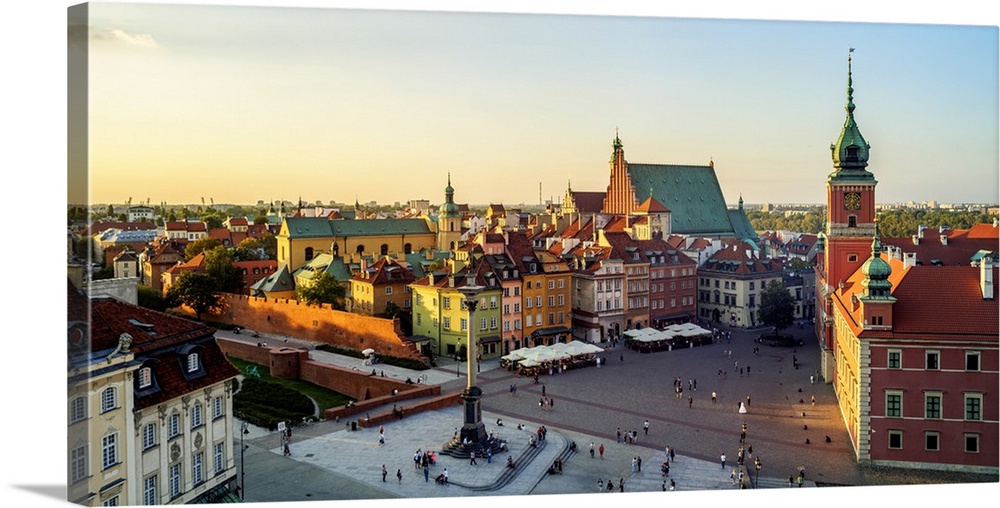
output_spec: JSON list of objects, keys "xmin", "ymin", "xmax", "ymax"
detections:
[{"xmin": 227, "ymin": 356, "xmax": 351, "ymax": 415}]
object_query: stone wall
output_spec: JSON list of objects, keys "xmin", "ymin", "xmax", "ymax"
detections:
[{"xmin": 205, "ymin": 294, "xmax": 427, "ymax": 364}]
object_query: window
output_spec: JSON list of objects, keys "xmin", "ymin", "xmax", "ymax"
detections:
[
  {"xmin": 965, "ymin": 394, "xmax": 983, "ymax": 421},
  {"xmin": 102, "ymin": 433, "xmax": 118, "ymax": 470},
  {"xmin": 526, "ymin": 315, "xmax": 533, "ymax": 327},
  {"xmin": 415, "ymin": 294, "xmax": 423, "ymax": 306},
  {"xmin": 101, "ymin": 387, "xmax": 117, "ymax": 413},
  {"xmin": 535, "ymin": 281, "xmax": 541, "ymax": 289},
  {"xmin": 385, "ymin": 286, "xmax": 393, "ymax": 295},
  {"xmin": 102, "ymin": 496, "xmax": 119, "ymax": 506},
  {"xmin": 168, "ymin": 413, "xmax": 181, "ymax": 438},
  {"xmin": 416, "ymin": 314, "xmax": 421, "ymax": 326},
  {"xmin": 548, "ymin": 313, "xmax": 555, "ymax": 325},
  {"xmin": 143, "ymin": 423, "xmax": 157, "ymax": 450},
  {"xmin": 558, "ymin": 279, "xmax": 564, "ymax": 289},
  {"xmin": 460, "ymin": 318, "xmax": 467, "ymax": 331},
  {"xmin": 925, "ymin": 351, "xmax": 939, "ymax": 370},
  {"xmin": 404, "ymin": 300, "xmax": 410, "ymax": 308},
  {"xmin": 193, "ymin": 453, "xmax": 204, "ymax": 485},
  {"xmin": 558, "ymin": 295, "xmax": 564, "ymax": 306},
  {"xmin": 187, "ymin": 353, "xmax": 199, "ymax": 373},
  {"xmin": 214, "ymin": 442, "xmax": 225, "ymax": 474},
  {"xmin": 443, "ymin": 297, "xmax": 451, "ymax": 309},
  {"xmin": 480, "ymin": 318, "xmax": 487, "ymax": 331},
  {"xmin": 749, "ymin": 282, "xmax": 755, "ymax": 290},
  {"xmin": 443, "ymin": 317, "xmax": 451, "ymax": 330},
  {"xmin": 70, "ymin": 397, "xmax": 86, "ymax": 424},
  {"xmin": 848, "ymin": 216, "xmax": 857, "ymax": 228},
  {"xmin": 965, "ymin": 434, "xmax": 980, "ymax": 453},
  {"xmin": 490, "ymin": 317, "xmax": 498, "ymax": 329},
  {"xmin": 548, "ymin": 280, "xmax": 554, "ymax": 289},
  {"xmin": 70, "ymin": 444, "xmax": 88, "ymax": 483},
  {"xmin": 924, "ymin": 393, "xmax": 942, "ymax": 419},
  {"xmin": 848, "ymin": 254, "xmax": 858, "ymax": 262},
  {"xmin": 138, "ymin": 367, "xmax": 152, "ymax": 389},
  {"xmin": 503, "ymin": 304, "xmax": 510, "ymax": 315},
  {"xmin": 169, "ymin": 464, "xmax": 181, "ymax": 498},
  {"xmin": 535, "ymin": 296, "xmax": 542, "ymax": 307},
  {"xmin": 213, "ymin": 396, "xmax": 224, "ymax": 419},
  {"xmin": 966, "ymin": 351, "xmax": 981, "ymax": 371},
  {"xmin": 885, "ymin": 392, "xmax": 902, "ymax": 417},
  {"xmin": 887, "ymin": 350, "xmax": 901, "ymax": 369},
  {"xmin": 513, "ymin": 303, "xmax": 520, "ymax": 313},
  {"xmin": 925, "ymin": 432, "xmax": 940, "ymax": 451},
  {"xmin": 490, "ymin": 296, "xmax": 497, "ymax": 308},
  {"xmin": 548, "ymin": 296, "xmax": 554, "ymax": 307},
  {"xmin": 525, "ymin": 298, "xmax": 532, "ymax": 309},
  {"xmin": 143, "ymin": 474, "xmax": 157, "ymax": 505},
  {"xmin": 887, "ymin": 430, "xmax": 903, "ymax": 449},
  {"xmin": 192, "ymin": 403, "xmax": 203, "ymax": 428}
]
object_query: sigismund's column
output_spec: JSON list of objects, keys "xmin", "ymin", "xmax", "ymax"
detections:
[{"xmin": 457, "ymin": 281, "xmax": 487, "ymax": 445}]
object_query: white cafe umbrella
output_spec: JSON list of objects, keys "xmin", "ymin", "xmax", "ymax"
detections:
[{"xmin": 361, "ymin": 348, "xmax": 375, "ymax": 356}]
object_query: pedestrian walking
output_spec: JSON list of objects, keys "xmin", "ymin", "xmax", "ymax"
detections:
[
  {"xmin": 397, "ymin": 469, "xmax": 402, "ymax": 483},
  {"xmin": 788, "ymin": 475, "xmax": 793, "ymax": 487},
  {"xmin": 382, "ymin": 464, "xmax": 387, "ymax": 482},
  {"xmin": 670, "ymin": 447, "xmax": 675, "ymax": 462},
  {"xmin": 693, "ymin": 378, "xmax": 698, "ymax": 391},
  {"xmin": 616, "ymin": 428, "xmax": 622, "ymax": 443},
  {"xmin": 688, "ymin": 395, "xmax": 693, "ymax": 408},
  {"xmin": 711, "ymin": 391, "xmax": 717, "ymax": 403},
  {"xmin": 664, "ymin": 445, "xmax": 671, "ymax": 462},
  {"xmin": 542, "ymin": 384, "xmax": 546, "ymax": 396},
  {"xmin": 797, "ymin": 475, "xmax": 803, "ymax": 487},
  {"xmin": 470, "ymin": 451, "xmax": 477, "ymax": 465},
  {"xmin": 620, "ymin": 353, "xmax": 624, "ymax": 364},
  {"xmin": 424, "ymin": 464, "xmax": 429, "ymax": 482},
  {"xmin": 599, "ymin": 443, "xmax": 605, "ymax": 459},
  {"xmin": 443, "ymin": 468, "xmax": 449, "ymax": 484},
  {"xmin": 721, "ymin": 453, "xmax": 727, "ymax": 469},
  {"xmin": 644, "ymin": 419, "xmax": 649, "ymax": 435},
  {"xmin": 590, "ymin": 441, "xmax": 596, "ymax": 458},
  {"xmin": 810, "ymin": 375, "xmax": 815, "ymax": 384},
  {"xmin": 631, "ymin": 456, "xmax": 637, "ymax": 473},
  {"xmin": 747, "ymin": 365, "xmax": 751, "ymax": 375},
  {"xmin": 619, "ymin": 478, "xmax": 625, "ymax": 492},
  {"xmin": 598, "ymin": 478, "xmax": 604, "ymax": 492},
  {"xmin": 637, "ymin": 456, "xmax": 642, "ymax": 472},
  {"xmin": 730, "ymin": 468, "xmax": 737, "ymax": 486},
  {"xmin": 669, "ymin": 479, "xmax": 676, "ymax": 491},
  {"xmin": 487, "ymin": 448, "xmax": 492, "ymax": 464},
  {"xmin": 740, "ymin": 367, "xmax": 744, "ymax": 377},
  {"xmin": 811, "ymin": 395, "xmax": 816, "ymax": 406},
  {"xmin": 746, "ymin": 395, "xmax": 751, "ymax": 406},
  {"xmin": 662, "ymin": 480, "xmax": 667, "ymax": 491}
]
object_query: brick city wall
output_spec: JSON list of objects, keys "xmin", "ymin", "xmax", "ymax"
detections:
[{"xmin": 204, "ymin": 294, "xmax": 427, "ymax": 364}]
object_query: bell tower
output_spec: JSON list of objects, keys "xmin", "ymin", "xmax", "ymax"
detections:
[{"xmin": 437, "ymin": 173, "xmax": 463, "ymax": 251}]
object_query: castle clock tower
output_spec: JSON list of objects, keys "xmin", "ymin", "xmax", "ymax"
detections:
[{"xmin": 818, "ymin": 50, "xmax": 878, "ymax": 375}]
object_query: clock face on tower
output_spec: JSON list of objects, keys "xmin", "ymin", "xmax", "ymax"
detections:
[{"xmin": 844, "ymin": 192, "xmax": 861, "ymax": 210}]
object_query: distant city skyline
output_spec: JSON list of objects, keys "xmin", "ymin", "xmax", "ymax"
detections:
[
  {"xmin": 77, "ymin": 2, "xmax": 998, "ymax": 209},
  {"xmin": 76, "ymin": 2, "xmax": 999, "ymax": 209}
]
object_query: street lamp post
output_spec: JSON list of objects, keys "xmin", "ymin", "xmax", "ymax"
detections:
[
  {"xmin": 456, "ymin": 339, "xmax": 462, "ymax": 377},
  {"xmin": 239, "ymin": 421, "xmax": 249, "ymax": 500}
]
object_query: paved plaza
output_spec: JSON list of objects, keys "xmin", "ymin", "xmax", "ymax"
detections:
[{"xmin": 226, "ymin": 322, "xmax": 858, "ymax": 503}]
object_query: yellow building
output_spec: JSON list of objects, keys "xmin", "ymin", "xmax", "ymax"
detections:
[
  {"xmin": 350, "ymin": 256, "xmax": 416, "ymax": 316},
  {"xmin": 68, "ymin": 281, "xmax": 240, "ymax": 506}
]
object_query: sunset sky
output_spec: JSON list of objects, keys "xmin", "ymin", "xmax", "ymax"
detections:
[{"xmin": 79, "ymin": 1, "xmax": 998, "ymax": 208}]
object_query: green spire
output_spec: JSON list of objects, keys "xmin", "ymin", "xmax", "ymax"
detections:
[
  {"xmin": 830, "ymin": 48, "xmax": 873, "ymax": 177},
  {"xmin": 440, "ymin": 173, "xmax": 460, "ymax": 218},
  {"xmin": 861, "ymin": 219, "xmax": 893, "ymax": 299},
  {"xmin": 612, "ymin": 127, "xmax": 622, "ymax": 151}
]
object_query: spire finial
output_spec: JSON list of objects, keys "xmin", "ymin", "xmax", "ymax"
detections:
[{"xmin": 847, "ymin": 48, "xmax": 856, "ymax": 115}]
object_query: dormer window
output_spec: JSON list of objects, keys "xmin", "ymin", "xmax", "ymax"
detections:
[
  {"xmin": 187, "ymin": 353, "xmax": 199, "ymax": 373},
  {"xmin": 138, "ymin": 367, "xmax": 152, "ymax": 389}
]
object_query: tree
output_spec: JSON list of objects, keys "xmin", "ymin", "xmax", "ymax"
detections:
[
  {"xmin": 758, "ymin": 280, "xmax": 795, "ymax": 335},
  {"xmin": 238, "ymin": 234, "xmax": 277, "ymax": 260},
  {"xmin": 253, "ymin": 215, "xmax": 268, "ymax": 225},
  {"xmin": 203, "ymin": 214, "xmax": 223, "ymax": 230},
  {"xmin": 296, "ymin": 271, "xmax": 346, "ymax": 310},
  {"xmin": 382, "ymin": 301, "xmax": 412, "ymax": 336},
  {"xmin": 137, "ymin": 285, "xmax": 170, "ymax": 312},
  {"xmin": 204, "ymin": 246, "xmax": 245, "ymax": 294},
  {"xmin": 166, "ymin": 272, "xmax": 221, "ymax": 320},
  {"xmin": 184, "ymin": 237, "xmax": 223, "ymax": 261}
]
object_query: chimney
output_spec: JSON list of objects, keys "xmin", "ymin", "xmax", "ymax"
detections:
[
  {"xmin": 981, "ymin": 255, "xmax": 994, "ymax": 299},
  {"xmin": 428, "ymin": 273, "xmax": 435, "ymax": 285},
  {"xmin": 903, "ymin": 252, "xmax": 917, "ymax": 269},
  {"xmin": 940, "ymin": 234, "xmax": 948, "ymax": 246},
  {"xmin": 918, "ymin": 225, "xmax": 927, "ymax": 239},
  {"xmin": 912, "ymin": 235, "xmax": 919, "ymax": 246}
]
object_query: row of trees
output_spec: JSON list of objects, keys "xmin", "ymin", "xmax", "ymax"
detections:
[{"xmin": 747, "ymin": 208, "xmax": 995, "ymax": 239}]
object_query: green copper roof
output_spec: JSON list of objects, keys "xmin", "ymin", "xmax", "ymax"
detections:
[
  {"xmin": 830, "ymin": 51, "xmax": 874, "ymax": 181},
  {"xmin": 330, "ymin": 218, "xmax": 432, "ymax": 237},
  {"xmin": 727, "ymin": 208, "xmax": 759, "ymax": 244},
  {"xmin": 861, "ymin": 222, "xmax": 893, "ymax": 299},
  {"xmin": 628, "ymin": 163, "xmax": 736, "ymax": 236},
  {"xmin": 440, "ymin": 174, "xmax": 461, "ymax": 219},
  {"xmin": 282, "ymin": 217, "xmax": 334, "ymax": 238}
]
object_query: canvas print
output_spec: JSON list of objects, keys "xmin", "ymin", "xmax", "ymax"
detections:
[{"xmin": 67, "ymin": 2, "xmax": 998, "ymax": 506}]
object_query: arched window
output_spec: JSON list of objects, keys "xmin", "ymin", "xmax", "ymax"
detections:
[
  {"xmin": 380, "ymin": 244, "xmax": 389, "ymax": 256},
  {"xmin": 304, "ymin": 247, "xmax": 314, "ymax": 261},
  {"xmin": 70, "ymin": 396, "xmax": 87, "ymax": 424},
  {"xmin": 356, "ymin": 244, "xmax": 365, "ymax": 255},
  {"xmin": 101, "ymin": 387, "xmax": 117, "ymax": 413},
  {"xmin": 404, "ymin": 243, "xmax": 412, "ymax": 254},
  {"xmin": 187, "ymin": 353, "xmax": 199, "ymax": 373}
]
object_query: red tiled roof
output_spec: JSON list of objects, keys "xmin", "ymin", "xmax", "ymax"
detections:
[
  {"xmin": 636, "ymin": 196, "xmax": 670, "ymax": 213},
  {"xmin": 228, "ymin": 217, "xmax": 249, "ymax": 226},
  {"xmin": 85, "ymin": 220, "xmax": 156, "ymax": 236},
  {"xmin": 701, "ymin": 241, "xmax": 782, "ymax": 275},
  {"xmin": 891, "ymin": 265, "xmax": 999, "ymax": 336},
  {"xmin": 881, "ymin": 224, "xmax": 999, "ymax": 266},
  {"xmin": 570, "ymin": 191, "xmax": 606, "ymax": 214}
]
